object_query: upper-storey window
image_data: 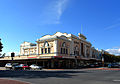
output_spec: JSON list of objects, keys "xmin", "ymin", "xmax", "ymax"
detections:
[
  {"xmin": 41, "ymin": 41, "xmax": 51, "ymax": 54},
  {"xmin": 41, "ymin": 48, "xmax": 43, "ymax": 54},
  {"xmin": 74, "ymin": 45, "xmax": 79, "ymax": 56},
  {"xmin": 81, "ymin": 43, "xmax": 84, "ymax": 56},
  {"xmin": 48, "ymin": 48, "xmax": 50, "ymax": 53},
  {"xmin": 62, "ymin": 42, "xmax": 66, "ymax": 47},
  {"xmin": 61, "ymin": 42, "xmax": 68, "ymax": 54},
  {"xmin": 92, "ymin": 51, "xmax": 95, "ymax": 58},
  {"xmin": 45, "ymin": 48, "xmax": 47, "ymax": 53},
  {"xmin": 44, "ymin": 41, "xmax": 49, "ymax": 47},
  {"xmin": 86, "ymin": 46, "xmax": 90, "ymax": 58}
]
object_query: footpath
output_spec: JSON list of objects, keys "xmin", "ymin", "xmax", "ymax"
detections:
[{"xmin": 0, "ymin": 78, "xmax": 30, "ymax": 84}]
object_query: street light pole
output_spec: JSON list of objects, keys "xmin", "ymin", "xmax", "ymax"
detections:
[
  {"xmin": 11, "ymin": 52, "xmax": 15, "ymax": 65},
  {"xmin": 101, "ymin": 50, "xmax": 104, "ymax": 67}
]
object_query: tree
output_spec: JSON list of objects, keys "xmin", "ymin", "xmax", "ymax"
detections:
[
  {"xmin": 103, "ymin": 53, "xmax": 120, "ymax": 63},
  {"xmin": 0, "ymin": 39, "xmax": 3, "ymax": 52}
]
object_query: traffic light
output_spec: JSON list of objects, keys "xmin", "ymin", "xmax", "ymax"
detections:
[
  {"xmin": 11, "ymin": 52, "xmax": 15, "ymax": 57},
  {"xmin": 0, "ymin": 39, "xmax": 3, "ymax": 52}
]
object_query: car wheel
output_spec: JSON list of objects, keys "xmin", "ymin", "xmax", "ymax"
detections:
[
  {"xmin": 6, "ymin": 67, "xmax": 10, "ymax": 70},
  {"xmin": 23, "ymin": 68, "xmax": 26, "ymax": 70},
  {"xmin": 12, "ymin": 67, "xmax": 15, "ymax": 70}
]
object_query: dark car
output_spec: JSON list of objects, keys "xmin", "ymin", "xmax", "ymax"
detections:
[
  {"xmin": 108, "ymin": 63, "xmax": 120, "ymax": 68},
  {"xmin": 19, "ymin": 64, "xmax": 30, "ymax": 70},
  {"xmin": 88, "ymin": 64, "xmax": 95, "ymax": 68},
  {"xmin": 12, "ymin": 63, "xmax": 20, "ymax": 70}
]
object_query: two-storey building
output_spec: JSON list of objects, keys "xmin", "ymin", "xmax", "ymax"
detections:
[{"xmin": 0, "ymin": 32, "xmax": 102, "ymax": 68}]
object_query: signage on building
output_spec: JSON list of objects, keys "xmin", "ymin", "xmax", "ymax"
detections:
[{"xmin": 28, "ymin": 57, "xmax": 37, "ymax": 59}]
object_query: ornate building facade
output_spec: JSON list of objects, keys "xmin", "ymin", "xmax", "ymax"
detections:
[{"xmin": 0, "ymin": 32, "xmax": 102, "ymax": 68}]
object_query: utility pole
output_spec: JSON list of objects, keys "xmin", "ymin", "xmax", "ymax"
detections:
[{"xmin": 11, "ymin": 52, "xmax": 15, "ymax": 65}]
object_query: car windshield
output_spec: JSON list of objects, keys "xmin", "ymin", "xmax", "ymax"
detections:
[
  {"xmin": 12, "ymin": 63, "xmax": 19, "ymax": 66},
  {"xmin": 6, "ymin": 63, "xmax": 11, "ymax": 65},
  {"xmin": 32, "ymin": 64, "xmax": 37, "ymax": 66},
  {"xmin": 24, "ymin": 64, "xmax": 28, "ymax": 66}
]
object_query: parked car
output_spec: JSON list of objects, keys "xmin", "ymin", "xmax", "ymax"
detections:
[
  {"xmin": 5, "ymin": 63, "xmax": 19, "ymax": 70},
  {"xmin": 88, "ymin": 64, "xmax": 95, "ymax": 68},
  {"xmin": 19, "ymin": 64, "xmax": 30, "ymax": 70},
  {"xmin": 5, "ymin": 63, "xmax": 12, "ymax": 70},
  {"xmin": 30, "ymin": 64, "xmax": 42, "ymax": 70},
  {"xmin": 108, "ymin": 63, "xmax": 120, "ymax": 68}
]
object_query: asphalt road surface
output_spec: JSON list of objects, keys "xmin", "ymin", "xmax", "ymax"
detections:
[{"xmin": 0, "ymin": 69, "xmax": 120, "ymax": 84}]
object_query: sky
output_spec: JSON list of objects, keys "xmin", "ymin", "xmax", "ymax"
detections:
[{"xmin": 0, "ymin": 0, "xmax": 120, "ymax": 56}]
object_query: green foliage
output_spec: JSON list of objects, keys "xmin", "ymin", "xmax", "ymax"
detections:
[
  {"xmin": 103, "ymin": 53, "xmax": 120, "ymax": 63},
  {"xmin": 0, "ymin": 39, "xmax": 3, "ymax": 52}
]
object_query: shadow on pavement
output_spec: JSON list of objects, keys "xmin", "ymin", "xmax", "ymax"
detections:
[{"xmin": 0, "ymin": 70, "xmax": 90, "ymax": 79}]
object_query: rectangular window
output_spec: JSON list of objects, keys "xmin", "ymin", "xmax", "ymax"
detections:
[
  {"xmin": 63, "ymin": 48, "xmax": 65, "ymax": 54},
  {"xmin": 48, "ymin": 48, "xmax": 50, "ymax": 53},
  {"xmin": 66, "ymin": 49, "xmax": 68, "ymax": 54},
  {"xmin": 45, "ymin": 48, "xmax": 47, "ymax": 54},
  {"xmin": 61, "ymin": 48, "xmax": 63, "ymax": 54},
  {"xmin": 77, "ymin": 51, "xmax": 79, "ymax": 56},
  {"xmin": 81, "ymin": 43, "xmax": 84, "ymax": 56},
  {"xmin": 41, "ymin": 48, "xmax": 43, "ymax": 54}
]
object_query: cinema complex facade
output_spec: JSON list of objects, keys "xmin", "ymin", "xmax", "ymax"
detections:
[{"xmin": 0, "ymin": 32, "xmax": 102, "ymax": 68}]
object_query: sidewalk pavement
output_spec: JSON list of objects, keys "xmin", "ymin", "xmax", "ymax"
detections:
[
  {"xmin": 43, "ymin": 67, "xmax": 120, "ymax": 71},
  {"xmin": 0, "ymin": 78, "xmax": 30, "ymax": 84},
  {"xmin": 1, "ymin": 67, "xmax": 120, "ymax": 71},
  {"xmin": 0, "ymin": 67, "xmax": 5, "ymax": 70}
]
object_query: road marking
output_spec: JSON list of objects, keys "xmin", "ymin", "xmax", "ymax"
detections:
[{"xmin": 113, "ymin": 80, "xmax": 120, "ymax": 82}]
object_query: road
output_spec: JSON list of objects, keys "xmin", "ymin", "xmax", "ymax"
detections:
[{"xmin": 0, "ymin": 68, "xmax": 120, "ymax": 84}]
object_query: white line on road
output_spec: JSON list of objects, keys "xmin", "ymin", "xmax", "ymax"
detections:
[{"xmin": 113, "ymin": 80, "xmax": 120, "ymax": 82}]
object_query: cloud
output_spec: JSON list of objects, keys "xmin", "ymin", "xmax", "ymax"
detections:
[
  {"xmin": 40, "ymin": 0, "xmax": 69, "ymax": 24},
  {"xmin": 106, "ymin": 48, "xmax": 120, "ymax": 56},
  {"xmin": 105, "ymin": 23, "xmax": 120, "ymax": 30}
]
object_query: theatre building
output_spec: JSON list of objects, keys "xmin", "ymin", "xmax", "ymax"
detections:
[{"xmin": 0, "ymin": 32, "xmax": 102, "ymax": 68}]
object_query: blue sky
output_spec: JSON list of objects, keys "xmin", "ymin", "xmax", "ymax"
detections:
[{"xmin": 0, "ymin": 0, "xmax": 120, "ymax": 55}]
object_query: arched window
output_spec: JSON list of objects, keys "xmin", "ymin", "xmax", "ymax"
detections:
[
  {"xmin": 61, "ymin": 42, "xmax": 68, "ymax": 54},
  {"xmin": 62, "ymin": 42, "xmax": 66, "ymax": 47},
  {"xmin": 41, "ymin": 41, "xmax": 51, "ymax": 54},
  {"xmin": 44, "ymin": 41, "xmax": 49, "ymax": 47}
]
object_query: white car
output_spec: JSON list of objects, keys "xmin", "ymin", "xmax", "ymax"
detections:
[
  {"xmin": 29, "ymin": 64, "xmax": 42, "ymax": 70},
  {"xmin": 5, "ymin": 63, "xmax": 20, "ymax": 70},
  {"xmin": 5, "ymin": 63, "xmax": 12, "ymax": 70}
]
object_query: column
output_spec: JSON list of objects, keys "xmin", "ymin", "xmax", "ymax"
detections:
[
  {"xmin": 79, "ymin": 42, "xmax": 81, "ymax": 56},
  {"xmin": 51, "ymin": 60, "xmax": 54, "ymax": 68},
  {"xmin": 84, "ymin": 44, "xmax": 87, "ymax": 58},
  {"xmin": 70, "ymin": 40, "xmax": 74, "ymax": 56},
  {"xmin": 54, "ymin": 40, "xmax": 58, "ymax": 56},
  {"xmin": 90, "ymin": 48, "xmax": 92, "ymax": 58},
  {"xmin": 36, "ymin": 43, "xmax": 39, "ymax": 55}
]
